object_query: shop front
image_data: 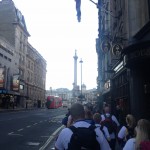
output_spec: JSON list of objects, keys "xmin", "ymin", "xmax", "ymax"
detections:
[{"xmin": 122, "ymin": 21, "xmax": 150, "ymax": 120}]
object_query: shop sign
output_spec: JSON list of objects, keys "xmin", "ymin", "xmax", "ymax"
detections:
[
  {"xmin": 104, "ymin": 80, "xmax": 110, "ymax": 90},
  {"xmin": 101, "ymin": 40, "xmax": 111, "ymax": 53},
  {"xmin": 124, "ymin": 48, "xmax": 150, "ymax": 65},
  {"xmin": 0, "ymin": 67, "xmax": 5, "ymax": 88},
  {"xmin": 114, "ymin": 61, "xmax": 123, "ymax": 73},
  {"xmin": 12, "ymin": 74, "xmax": 20, "ymax": 91},
  {"xmin": 129, "ymin": 48, "xmax": 150, "ymax": 59},
  {"xmin": 112, "ymin": 43, "xmax": 123, "ymax": 57},
  {"xmin": 0, "ymin": 90, "xmax": 7, "ymax": 93}
]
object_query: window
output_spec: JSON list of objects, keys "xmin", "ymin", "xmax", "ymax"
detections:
[
  {"xmin": 148, "ymin": 0, "xmax": 150, "ymax": 18},
  {"xmin": 8, "ymin": 58, "xmax": 11, "ymax": 62},
  {"xmin": 0, "ymin": 53, "xmax": 3, "ymax": 57}
]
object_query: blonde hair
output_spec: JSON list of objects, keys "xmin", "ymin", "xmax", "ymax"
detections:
[
  {"xmin": 126, "ymin": 114, "xmax": 136, "ymax": 128},
  {"xmin": 135, "ymin": 119, "xmax": 150, "ymax": 149}
]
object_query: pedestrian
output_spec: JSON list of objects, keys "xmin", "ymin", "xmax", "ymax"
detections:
[
  {"xmin": 93, "ymin": 112, "xmax": 111, "ymax": 142},
  {"xmin": 61, "ymin": 108, "xmax": 70, "ymax": 127},
  {"xmin": 84, "ymin": 103, "xmax": 95, "ymax": 125},
  {"xmin": 55, "ymin": 103, "xmax": 111, "ymax": 150},
  {"xmin": 101, "ymin": 106, "xmax": 120, "ymax": 150},
  {"xmin": 123, "ymin": 119, "xmax": 150, "ymax": 150},
  {"xmin": 118, "ymin": 114, "xmax": 136, "ymax": 148}
]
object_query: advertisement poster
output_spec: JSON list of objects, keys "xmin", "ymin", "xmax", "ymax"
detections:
[
  {"xmin": 12, "ymin": 75, "xmax": 20, "ymax": 91},
  {"xmin": 0, "ymin": 67, "xmax": 5, "ymax": 88}
]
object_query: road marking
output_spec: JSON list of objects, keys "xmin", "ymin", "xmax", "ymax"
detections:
[
  {"xmin": 39, "ymin": 121, "xmax": 43, "ymax": 123},
  {"xmin": 8, "ymin": 132, "xmax": 14, "ymax": 135},
  {"xmin": 39, "ymin": 125, "xmax": 64, "ymax": 150},
  {"xmin": 33, "ymin": 123, "xmax": 37, "ymax": 125},
  {"xmin": 41, "ymin": 136, "xmax": 49, "ymax": 138},
  {"xmin": 27, "ymin": 142, "xmax": 40, "ymax": 146},
  {"xmin": 27, "ymin": 125, "xmax": 31, "ymax": 128},
  {"xmin": 18, "ymin": 128, "xmax": 23, "ymax": 131},
  {"xmin": 8, "ymin": 133, "xmax": 23, "ymax": 136}
]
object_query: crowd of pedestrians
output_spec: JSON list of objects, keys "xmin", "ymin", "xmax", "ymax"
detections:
[{"xmin": 55, "ymin": 102, "xmax": 150, "ymax": 150}]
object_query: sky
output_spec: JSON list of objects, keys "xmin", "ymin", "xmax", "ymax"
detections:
[{"xmin": 13, "ymin": 0, "xmax": 98, "ymax": 90}]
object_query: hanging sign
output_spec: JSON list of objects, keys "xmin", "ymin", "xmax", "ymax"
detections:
[{"xmin": 101, "ymin": 40, "xmax": 111, "ymax": 53}]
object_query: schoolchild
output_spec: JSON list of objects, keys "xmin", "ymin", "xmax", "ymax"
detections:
[
  {"xmin": 123, "ymin": 119, "xmax": 150, "ymax": 150},
  {"xmin": 93, "ymin": 112, "xmax": 111, "ymax": 142},
  {"xmin": 55, "ymin": 103, "xmax": 111, "ymax": 150},
  {"xmin": 101, "ymin": 106, "xmax": 120, "ymax": 150},
  {"xmin": 118, "ymin": 114, "xmax": 136, "ymax": 148}
]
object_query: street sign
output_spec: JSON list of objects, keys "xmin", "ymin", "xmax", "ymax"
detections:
[
  {"xmin": 112, "ymin": 43, "xmax": 123, "ymax": 56},
  {"xmin": 101, "ymin": 40, "xmax": 111, "ymax": 53}
]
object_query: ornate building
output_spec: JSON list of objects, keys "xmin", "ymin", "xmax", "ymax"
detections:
[
  {"xmin": 96, "ymin": 0, "xmax": 150, "ymax": 120},
  {"xmin": 0, "ymin": 0, "xmax": 46, "ymax": 108}
]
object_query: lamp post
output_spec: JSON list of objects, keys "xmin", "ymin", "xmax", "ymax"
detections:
[
  {"xmin": 79, "ymin": 58, "xmax": 83, "ymax": 100},
  {"xmin": 50, "ymin": 87, "xmax": 52, "ymax": 95}
]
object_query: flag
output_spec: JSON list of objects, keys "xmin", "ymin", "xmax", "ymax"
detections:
[{"xmin": 75, "ymin": 0, "xmax": 81, "ymax": 22}]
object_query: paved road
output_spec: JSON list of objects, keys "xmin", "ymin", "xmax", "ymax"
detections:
[{"xmin": 0, "ymin": 107, "xmax": 67, "ymax": 150}]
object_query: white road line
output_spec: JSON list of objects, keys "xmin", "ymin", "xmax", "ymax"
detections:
[
  {"xmin": 8, "ymin": 132, "xmax": 14, "ymax": 135},
  {"xmin": 18, "ymin": 128, "xmax": 23, "ymax": 131},
  {"xmin": 33, "ymin": 123, "xmax": 38, "ymax": 125},
  {"xmin": 41, "ymin": 136, "xmax": 49, "ymax": 138},
  {"xmin": 39, "ymin": 121, "xmax": 43, "ymax": 123},
  {"xmin": 9, "ymin": 133, "xmax": 23, "ymax": 136},
  {"xmin": 39, "ymin": 125, "xmax": 64, "ymax": 150},
  {"xmin": 27, "ymin": 142, "xmax": 40, "ymax": 146},
  {"xmin": 27, "ymin": 125, "xmax": 31, "ymax": 128}
]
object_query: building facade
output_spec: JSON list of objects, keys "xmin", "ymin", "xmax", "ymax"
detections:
[
  {"xmin": 96, "ymin": 0, "xmax": 150, "ymax": 120},
  {"xmin": 0, "ymin": 0, "xmax": 46, "ymax": 108}
]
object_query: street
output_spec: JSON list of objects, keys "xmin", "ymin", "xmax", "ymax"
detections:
[{"xmin": 0, "ymin": 107, "xmax": 67, "ymax": 150}]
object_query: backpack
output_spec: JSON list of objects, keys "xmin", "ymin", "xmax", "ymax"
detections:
[
  {"xmin": 67, "ymin": 125, "xmax": 100, "ymax": 150},
  {"xmin": 101, "ymin": 114, "xmax": 117, "ymax": 134},
  {"xmin": 99, "ymin": 125, "xmax": 105, "ymax": 137}
]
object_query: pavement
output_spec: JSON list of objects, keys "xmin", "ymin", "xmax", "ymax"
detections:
[{"xmin": 0, "ymin": 107, "xmax": 41, "ymax": 113}]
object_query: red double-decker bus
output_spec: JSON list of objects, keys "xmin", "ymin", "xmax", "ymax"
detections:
[{"xmin": 46, "ymin": 96, "xmax": 62, "ymax": 109}]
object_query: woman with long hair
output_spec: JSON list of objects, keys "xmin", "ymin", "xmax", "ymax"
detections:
[
  {"xmin": 118, "ymin": 114, "xmax": 136, "ymax": 148},
  {"xmin": 123, "ymin": 119, "xmax": 150, "ymax": 150}
]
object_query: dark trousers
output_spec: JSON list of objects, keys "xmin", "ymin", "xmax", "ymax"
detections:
[{"xmin": 108, "ymin": 139, "xmax": 116, "ymax": 150}]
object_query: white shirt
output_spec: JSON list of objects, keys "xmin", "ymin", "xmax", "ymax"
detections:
[
  {"xmin": 55, "ymin": 120, "xmax": 111, "ymax": 150},
  {"xmin": 123, "ymin": 138, "xmax": 135, "ymax": 150},
  {"xmin": 101, "ymin": 113, "xmax": 120, "ymax": 126},
  {"xmin": 101, "ymin": 113, "xmax": 120, "ymax": 139},
  {"xmin": 95, "ymin": 123, "xmax": 110, "ymax": 141},
  {"xmin": 118, "ymin": 126, "xmax": 127, "ymax": 139}
]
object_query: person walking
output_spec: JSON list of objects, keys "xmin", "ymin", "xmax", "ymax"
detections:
[
  {"xmin": 93, "ymin": 112, "xmax": 111, "ymax": 142},
  {"xmin": 101, "ymin": 106, "xmax": 120, "ymax": 150},
  {"xmin": 118, "ymin": 114, "xmax": 136, "ymax": 148},
  {"xmin": 55, "ymin": 103, "xmax": 111, "ymax": 150},
  {"xmin": 123, "ymin": 119, "xmax": 150, "ymax": 150},
  {"xmin": 84, "ymin": 103, "xmax": 95, "ymax": 125}
]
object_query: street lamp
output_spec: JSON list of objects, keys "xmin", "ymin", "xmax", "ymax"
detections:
[{"xmin": 79, "ymin": 58, "xmax": 83, "ymax": 100}]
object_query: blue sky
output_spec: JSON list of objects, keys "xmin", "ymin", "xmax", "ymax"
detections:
[{"xmin": 13, "ymin": 0, "xmax": 98, "ymax": 90}]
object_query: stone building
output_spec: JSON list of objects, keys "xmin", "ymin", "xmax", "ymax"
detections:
[
  {"xmin": 0, "ymin": 0, "xmax": 46, "ymax": 108},
  {"xmin": 96, "ymin": 0, "xmax": 150, "ymax": 120}
]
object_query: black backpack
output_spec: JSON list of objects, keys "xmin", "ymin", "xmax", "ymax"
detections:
[
  {"xmin": 67, "ymin": 125, "xmax": 100, "ymax": 150},
  {"xmin": 101, "ymin": 114, "xmax": 117, "ymax": 134}
]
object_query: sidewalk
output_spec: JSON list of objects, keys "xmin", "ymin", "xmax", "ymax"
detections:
[{"xmin": 0, "ymin": 107, "xmax": 39, "ymax": 113}]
